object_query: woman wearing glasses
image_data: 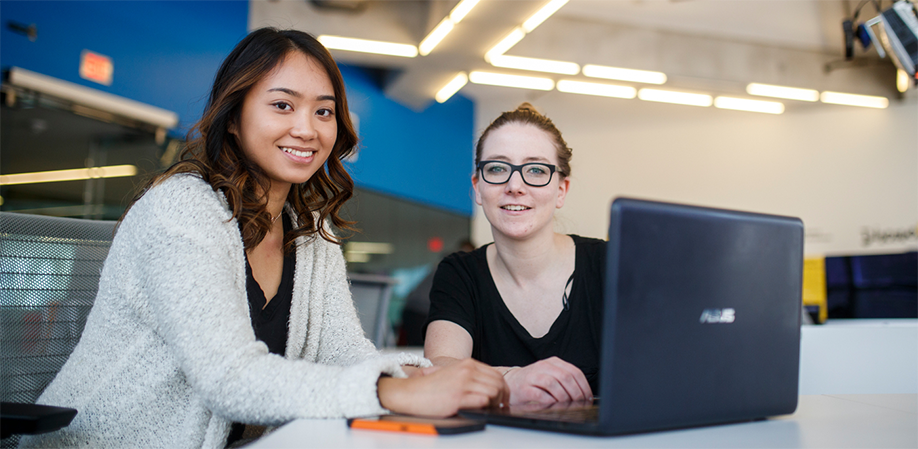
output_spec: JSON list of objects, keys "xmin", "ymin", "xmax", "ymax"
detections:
[{"xmin": 425, "ymin": 103, "xmax": 605, "ymax": 405}]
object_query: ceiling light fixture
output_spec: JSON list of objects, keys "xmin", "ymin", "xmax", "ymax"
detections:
[
  {"xmin": 344, "ymin": 252, "xmax": 371, "ymax": 263},
  {"xmin": 345, "ymin": 241, "xmax": 394, "ymax": 254},
  {"xmin": 819, "ymin": 91, "xmax": 889, "ymax": 108},
  {"xmin": 746, "ymin": 83, "xmax": 819, "ymax": 102},
  {"xmin": 556, "ymin": 80, "xmax": 636, "ymax": 99},
  {"xmin": 638, "ymin": 88, "xmax": 712, "ymax": 107},
  {"xmin": 0, "ymin": 165, "xmax": 138, "ymax": 186},
  {"xmin": 714, "ymin": 96, "xmax": 785, "ymax": 114},
  {"xmin": 419, "ymin": 0, "xmax": 481, "ymax": 56},
  {"xmin": 485, "ymin": 0, "xmax": 569, "ymax": 62},
  {"xmin": 469, "ymin": 71, "xmax": 554, "ymax": 91},
  {"xmin": 897, "ymin": 69, "xmax": 910, "ymax": 93},
  {"xmin": 7, "ymin": 67, "xmax": 178, "ymax": 129},
  {"xmin": 489, "ymin": 55, "xmax": 579, "ymax": 75},
  {"xmin": 582, "ymin": 64, "xmax": 667, "ymax": 85},
  {"xmin": 449, "ymin": 0, "xmax": 480, "ymax": 23},
  {"xmin": 317, "ymin": 35, "xmax": 418, "ymax": 58},
  {"xmin": 523, "ymin": 0, "xmax": 569, "ymax": 32},
  {"xmin": 435, "ymin": 72, "xmax": 469, "ymax": 103},
  {"xmin": 344, "ymin": 241, "xmax": 393, "ymax": 263},
  {"xmin": 419, "ymin": 20, "xmax": 454, "ymax": 56},
  {"xmin": 485, "ymin": 28, "xmax": 526, "ymax": 62}
]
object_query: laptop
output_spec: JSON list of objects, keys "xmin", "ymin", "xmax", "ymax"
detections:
[{"xmin": 460, "ymin": 197, "xmax": 804, "ymax": 435}]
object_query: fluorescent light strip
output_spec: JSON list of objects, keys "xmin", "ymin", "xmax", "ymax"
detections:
[
  {"xmin": 0, "ymin": 165, "xmax": 138, "ymax": 186},
  {"xmin": 556, "ymin": 80, "xmax": 636, "ymax": 99},
  {"xmin": 8, "ymin": 67, "xmax": 178, "ymax": 129},
  {"xmin": 820, "ymin": 91, "xmax": 889, "ymax": 109},
  {"xmin": 419, "ymin": 19, "xmax": 454, "ymax": 56},
  {"xmin": 714, "ymin": 96, "xmax": 785, "ymax": 114},
  {"xmin": 317, "ymin": 35, "xmax": 418, "ymax": 58},
  {"xmin": 346, "ymin": 242, "xmax": 394, "ymax": 254},
  {"xmin": 522, "ymin": 0, "xmax": 569, "ymax": 32},
  {"xmin": 344, "ymin": 252, "xmax": 371, "ymax": 263},
  {"xmin": 897, "ymin": 69, "xmax": 910, "ymax": 93},
  {"xmin": 746, "ymin": 83, "xmax": 818, "ymax": 102},
  {"xmin": 484, "ymin": 0, "xmax": 567, "ymax": 62},
  {"xmin": 489, "ymin": 55, "xmax": 579, "ymax": 75},
  {"xmin": 469, "ymin": 71, "xmax": 554, "ymax": 91},
  {"xmin": 582, "ymin": 64, "xmax": 667, "ymax": 85},
  {"xmin": 450, "ymin": 0, "xmax": 480, "ymax": 23},
  {"xmin": 436, "ymin": 72, "xmax": 469, "ymax": 103},
  {"xmin": 485, "ymin": 28, "xmax": 526, "ymax": 62},
  {"xmin": 638, "ymin": 88, "xmax": 712, "ymax": 107},
  {"xmin": 418, "ymin": 0, "xmax": 481, "ymax": 56}
]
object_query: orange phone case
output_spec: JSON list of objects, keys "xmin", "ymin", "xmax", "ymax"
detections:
[
  {"xmin": 349, "ymin": 418, "xmax": 439, "ymax": 435},
  {"xmin": 347, "ymin": 415, "xmax": 485, "ymax": 435}
]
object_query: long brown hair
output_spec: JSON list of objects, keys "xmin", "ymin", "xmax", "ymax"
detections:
[
  {"xmin": 131, "ymin": 28, "xmax": 357, "ymax": 250},
  {"xmin": 474, "ymin": 102, "xmax": 572, "ymax": 178}
]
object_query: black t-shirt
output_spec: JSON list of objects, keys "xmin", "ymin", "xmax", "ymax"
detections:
[
  {"xmin": 426, "ymin": 235, "xmax": 606, "ymax": 393},
  {"xmin": 242, "ymin": 213, "xmax": 295, "ymax": 356},
  {"xmin": 229, "ymin": 214, "xmax": 295, "ymax": 446}
]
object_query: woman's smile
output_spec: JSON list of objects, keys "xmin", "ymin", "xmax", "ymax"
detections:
[
  {"xmin": 280, "ymin": 146, "xmax": 316, "ymax": 161},
  {"xmin": 501, "ymin": 204, "xmax": 532, "ymax": 212}
]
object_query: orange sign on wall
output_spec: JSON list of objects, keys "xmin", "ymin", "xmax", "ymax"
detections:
[{"xmin": 80, "ymin": 50, "xmax": 113, "ymax": 86}]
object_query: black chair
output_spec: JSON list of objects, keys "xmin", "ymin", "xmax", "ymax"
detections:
[
  {"xmin": 0, "ymin": 212, "xmax": 116, "ymax": 448},
  {"xmin": 347, "ymin": 273, "xmax": 397, "ymax": 348},
  {"xmin": 826, "ymin": 252, "xmax": 918, "ymax": 319}
]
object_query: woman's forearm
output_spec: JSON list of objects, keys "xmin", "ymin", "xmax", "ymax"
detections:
[{"xmin": 427, "ymin": 355, "xmax": 463, "ymax": 367}]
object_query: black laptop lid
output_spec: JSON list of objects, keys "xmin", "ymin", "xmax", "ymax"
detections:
[{"xmin": 599, "ymin": 198, "xmax": 803, "ymax": 434}]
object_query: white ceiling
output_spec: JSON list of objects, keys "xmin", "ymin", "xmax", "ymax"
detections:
[
  {"xmin": 558, "ymin": 0, "xmax": 848, "ymax": 54},
  {"xmin": 250, "ymin": 0, "xmax": 895, "ymax": 110}
]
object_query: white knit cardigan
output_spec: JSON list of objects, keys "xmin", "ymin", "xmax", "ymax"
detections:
[{"xmin": 19, "ymin": 175, "xmax": 427, "ymax": 449}]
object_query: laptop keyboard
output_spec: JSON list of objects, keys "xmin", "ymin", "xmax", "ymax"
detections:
[{"xmin": 510, "ymin": 403, "xmax": 599, "ymax": 423}]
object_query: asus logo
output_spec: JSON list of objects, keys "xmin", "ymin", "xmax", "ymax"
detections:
[{"xmin": 699, "ymin": 308, "xmax": 735, "ymax": 324}]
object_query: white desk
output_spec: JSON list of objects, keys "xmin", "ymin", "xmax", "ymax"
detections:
[
  {"xmin": 250, "ymin": 394, "xmax": 916, "ymax": 448},
  {"xmin": 799, "ymin": 320, "xmax": 917, "ymax": 394}
]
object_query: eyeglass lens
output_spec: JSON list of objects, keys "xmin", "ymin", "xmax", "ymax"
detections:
[{"xmin": 480, "ymin": 161, "xmax": 553, "ymax": 187}]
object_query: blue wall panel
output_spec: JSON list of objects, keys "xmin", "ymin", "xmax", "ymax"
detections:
[
  {"xmin": 341, "ymin": 65, "xmax": 475, "ymax": 216},
  {"xmin": 0, "ymin": 1, "xmax": 248, "ymax": 133}
]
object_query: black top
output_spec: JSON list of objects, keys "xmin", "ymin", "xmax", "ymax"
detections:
[
  {"xmin": 426, "ymin": 235, "xmax": 606, "ymax": 393},
  {"xmin": 243, "ymin": 213, "xmax": 295, "ymax": 356},
  {"xmin": 229, "ymin": 214, "xmax": 296, "ymax": 446}
]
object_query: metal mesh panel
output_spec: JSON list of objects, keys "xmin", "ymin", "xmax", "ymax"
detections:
[{"xmin": 1, "ymin": 213, "xmax": 115, "ymax": 447}]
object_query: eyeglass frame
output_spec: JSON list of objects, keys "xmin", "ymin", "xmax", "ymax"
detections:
[{"xmin": 476, "ymin": 160, "xmax": 558, "ymax": 187}]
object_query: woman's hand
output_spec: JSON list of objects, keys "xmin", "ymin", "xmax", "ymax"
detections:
[
  {"xmin": 503, "ymin": 356, "xmax": 592, "ymax": 405},
  {"xmin": 377, "ymin": 359, "xmax": 508, "ymax": 417}
]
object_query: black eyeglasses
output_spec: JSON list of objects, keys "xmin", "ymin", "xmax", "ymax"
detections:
[{"xmin": 477, "ymin": 160, "xmax": 557, "ymax": 187}]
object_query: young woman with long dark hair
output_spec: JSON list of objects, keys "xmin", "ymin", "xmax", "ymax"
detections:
[{"xmin": 21, "ymin": 28, "xmax": 506, "ymax": 449}]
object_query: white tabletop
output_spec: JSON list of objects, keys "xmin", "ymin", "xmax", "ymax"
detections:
[{"xmin": 249, "ymin": 394, "xmax": 917, "ymax": 448}]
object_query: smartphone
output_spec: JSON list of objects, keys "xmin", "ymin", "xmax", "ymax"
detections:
[{"xmin": 347, "ymin": 414, "xmax": 485, "ymax": 435}]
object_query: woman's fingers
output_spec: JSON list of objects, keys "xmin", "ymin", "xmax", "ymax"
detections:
[
  {"xmin": 460, "ymin": 360, "xmax": 509, "ymax": 403},
  {"xmin": 542, "ymin": 357, "xmax": 592, "ymax": 401},
  {"xmin": 384, "ymin": 357, "xmax": 592, "ymax": 415},
  {"xmin": 505, "ymin": 357, "xmax": 592, "ymax": 404},
  {"xmin": 380, "ymin": 358, "xmax": 509, "ymax": 417}
]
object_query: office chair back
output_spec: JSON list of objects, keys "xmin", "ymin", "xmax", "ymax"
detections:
[
  {"xmin": 347, "ymin": 273, "xmax": 397, "ymax": 348},
  {"xmin": 0, "ymin": 213, "xmax": 394, "ymax": 446},
  {"xmin": 0, "ymin": 212, "xmax": 116, "ymax": 448}
]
